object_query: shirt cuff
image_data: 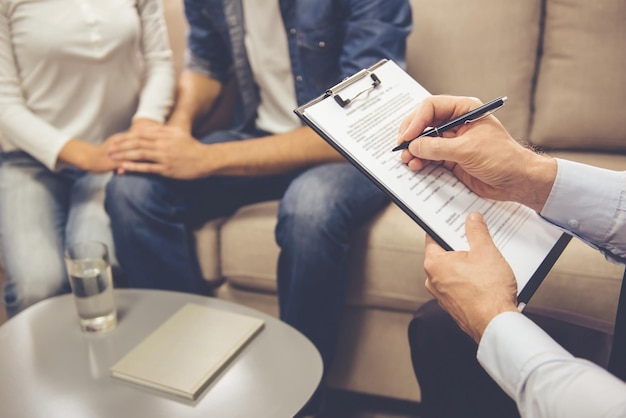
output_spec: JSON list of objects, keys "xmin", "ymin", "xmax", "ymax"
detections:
[
  {"xmin": 48, "ymin": 134, "xmax": 74, "ymax": 172},
  {"xmin": 477, "ymin": 311, "xmax": 574, "ymax": 400},
  {"xmin": 541, "ymin": 159, "xmax": 624, "ymax": 244}
]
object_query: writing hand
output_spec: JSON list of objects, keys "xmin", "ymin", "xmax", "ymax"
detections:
[{"xmin": 397, "ymin": 95, "xmax": 556, "ymax": 212}]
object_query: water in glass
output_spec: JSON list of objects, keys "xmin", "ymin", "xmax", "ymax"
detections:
[{"xmin": 67, "ymin": 257, "xmax": 117, "ymax": 332}]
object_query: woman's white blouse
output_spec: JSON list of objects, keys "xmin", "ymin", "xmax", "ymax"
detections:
[{"xmin": 0, "ymin": 0, "xmax": 174, "ymax": 170}]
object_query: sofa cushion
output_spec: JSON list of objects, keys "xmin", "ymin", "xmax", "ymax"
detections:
[
  {"xmin": 220, "ymin": 201, "xmax": 281, "ymax": 293},
  {"xmin": 529, "ymin": 0, "xmax": 626, "ymax": 150},
  {"xmin": 193, "ymin": 218, "xmax": 227, "ymax": 286},
  {"xmin": 216, "ymin": 186, "xmax": 623, "ymax": 325},
  {"xmin": 219, "ymin": 201, "xmax": 431, "ymax": 312},
  {"xmin": 406, "ymin": 0, "xmax": 542, "ymax": 140},
  {"xmin": 530, "ymin": 235, "xmax": 622, "ymax": 331}
]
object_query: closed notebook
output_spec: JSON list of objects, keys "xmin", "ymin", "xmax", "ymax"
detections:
[{"xmin": 110, "ymin": 303, "xmax": 265, "ymax": 400}]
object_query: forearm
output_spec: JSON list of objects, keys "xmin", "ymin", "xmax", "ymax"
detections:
[
  {"xmin": 110, "ymin": 118, "xmax": 343, "ymax": 179},
  {"xmin": 57, "ymin": 139, "xmax": 99, "ymax": 170},
  {"xmin": 0, "ymin": 103, "xmax": 72, "ymax": 170},
  {"xmin": 478, "ymin": 313, "xmax": 626, "ymax": 418},
  {"xmin": 130, "ymin": 118, "xmax": 161, "ymax": 131},
  {"xmin": 200, "ymin": 126, "xmax": 344, "ymax": 176},
  {"xmin": 511, "ymin": 150, "xmax": 558, "ymax": 213},
  {"xmin": 167, "ymin": 71, "xmax": 222, "ymax": 131},
  {"xmin": 58, "ymin": 137, "xmax": 121, "ymax": 173},
  {"xmin": 61, "ymin": 119, "xmax": 159, "ymax": 169}
]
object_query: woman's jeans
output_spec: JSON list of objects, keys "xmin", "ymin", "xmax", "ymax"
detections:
[
  {"xmin": 105, "ymin": 129, "xmax": 389, "ymax": 369},
  {"xmin": 0, "ymin": 152, "xmax": 116, "ymax": 317}
]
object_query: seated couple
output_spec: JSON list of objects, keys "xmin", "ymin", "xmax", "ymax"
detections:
[{"xmin": 1, "ymin": 1, "xmax": 412, "ymax": 416}]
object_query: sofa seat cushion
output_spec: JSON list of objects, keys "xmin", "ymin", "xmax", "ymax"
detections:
[
  {"xmin": 219, "ymin": 201, "xmax": 430, "ymax": 313},
  {"xmin": 193, "ymin": 217, "xmax": 228, "ymax": 286},
  {"xmin": 215, "ymin": 182, "xmax": 624, "ymax": 324},
  {"xmin": 529, "ymin": 234, "xmax": 622, "ymax": 332},
  {"xmin": 219, "ymin": 201, "xmax": 281, "ymax": 293}
]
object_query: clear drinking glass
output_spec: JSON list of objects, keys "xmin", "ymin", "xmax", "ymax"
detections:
[{"xmin": 64, "ymin": 241, "xmax": 117, "ymax": 333}]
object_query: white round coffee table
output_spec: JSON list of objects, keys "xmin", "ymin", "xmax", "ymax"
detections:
[{"xmin": 0, "ymin": 289, "xmax": 323, "ymax": 417}]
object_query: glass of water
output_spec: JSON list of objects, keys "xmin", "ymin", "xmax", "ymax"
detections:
[{"xmin": 64, "ymin": 241, "xmax": 117, "ymax": 333}]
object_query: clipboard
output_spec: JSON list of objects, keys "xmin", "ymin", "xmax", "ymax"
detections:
[{"xmin": 294, "ymin": 59, "xmax": 571, "ymax": 304}]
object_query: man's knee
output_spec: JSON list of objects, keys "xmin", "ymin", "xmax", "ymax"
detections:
[
  {"xmin": 279, "ymin": 163, "xmax": 372, "ymax": 220},
  {"xmin": 409, "ymin": 299, "xmax": 467, "ymax": 347},
  {"xmin": 278, "ymin": 164, "xmax": 388, "ymax": 247},
  {"xmin": 105, "ymin": 174, "xmax": 177, "ymax": 220},
  {"xmin": 281, "ymin": 179, "xmax": 340, "ymax": 221},
  {"xmin": 276, "ymin": 170, "xmax": 349, "ymax": 246},
  {"xmin": 409, "ymin": 300, "xmax": 441, "ymax": 346},
  {"xmin": 106, "ymin": 174, "xmax": 139, "ymax": 214}
]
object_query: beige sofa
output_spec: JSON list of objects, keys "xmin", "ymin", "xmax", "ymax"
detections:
[{"xmin": 163, "ymin": 0, "xmax": 626, "ymax": 402}]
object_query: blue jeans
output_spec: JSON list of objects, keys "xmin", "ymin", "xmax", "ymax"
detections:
[
  {"xmin": 105, "ymin": 131, "xmax": 389, "ymax": 369},
  {"xmin": 276, "ymin": 163, "xmax": 389, "ymax": 369},
  {"xmin": 105, "ymin": 129, "xmax": 295, "ymax": 293},
  {"xmin": 0, "ymin": 152, "xmax": 116, "ymax": 317}
]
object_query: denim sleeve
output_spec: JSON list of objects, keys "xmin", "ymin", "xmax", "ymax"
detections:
[
  {"xmin": 183, "ymin": 0, "xmax": 231, "ymax": 82},
  {"xmin": 541, "ymin": 159, "xmax": 626, "ymax": 263},
  {"xmin": 338, "ymin": 0, "xmax": 412, "ymax": 79}
]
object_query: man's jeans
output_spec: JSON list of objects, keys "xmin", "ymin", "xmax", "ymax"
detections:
[
  {"xmin": 105, "ymin": 129, "xmax": 389, "ymax": 368},
  {"xmin": 276, "ymin": 162, "xmax": 388, "ymax": 367},
  {"xmin": 0, "ymin": 152, "xmax": 116, "ymax": 317}
]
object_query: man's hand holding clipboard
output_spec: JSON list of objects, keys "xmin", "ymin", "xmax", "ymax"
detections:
[{"xmin": 294, "ymin": 59, "xmax": 570, "ymax": 305}]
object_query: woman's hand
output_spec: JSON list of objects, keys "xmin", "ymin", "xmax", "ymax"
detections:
[
  {"xmin": 108, "ymin": 124, "xmax": 212, "ymax": 179},
  {"xmin": 57, "ymin": 136, "xmax": 124, "ymax": 173}
]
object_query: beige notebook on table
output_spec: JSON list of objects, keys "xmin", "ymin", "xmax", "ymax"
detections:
[{"xmin": 110, "ymin": 303, "xmax": 265, "ymax": 400}]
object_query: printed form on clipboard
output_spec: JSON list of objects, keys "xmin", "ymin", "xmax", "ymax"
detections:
[{"xmin": 294, "ymin": 59, "xmax": 571, "ymax": 305}]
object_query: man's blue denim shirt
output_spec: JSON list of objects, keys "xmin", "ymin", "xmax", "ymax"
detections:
[{"xmin": 183, "ymin": 0, "xmax": 412, "ymax": 131}]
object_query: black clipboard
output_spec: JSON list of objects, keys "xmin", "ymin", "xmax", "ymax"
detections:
[{"xmin": 294, "ymin": 59, "xmax": 571, "ymax": 305}]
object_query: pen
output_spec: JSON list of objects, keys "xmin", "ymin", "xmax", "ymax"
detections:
[{"xmin": 392, "ymin": 96, "xmax": 508, "ymax": 152}]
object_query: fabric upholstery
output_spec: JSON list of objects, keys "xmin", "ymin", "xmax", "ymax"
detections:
[
  {"xmin": 529, "ymin": 0, "xmax": 626, "ymax": 150},
  {"xmin": 406, "ymin": 0, "xmax": 542, "ymax": 140}
]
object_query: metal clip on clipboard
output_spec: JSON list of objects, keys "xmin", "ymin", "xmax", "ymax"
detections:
[{"xmin": 326, "ymin": 70, "xmax": 381, "ymax": 108}]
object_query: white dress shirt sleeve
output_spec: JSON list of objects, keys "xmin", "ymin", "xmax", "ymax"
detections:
[
  {"xmin": 0, "ymin": 0, "xmax": 175, "ymax": 170},
  {"xmin": 541, "ymin": 159, "xmax": 626, "ymax": 262},
  {"xmin": 478, "ymin": 312, "xmax": 626, "ymax": 418},
  {"xmin": 476, "ymin": 158, "xmax": 626, "ymax": 417}
]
